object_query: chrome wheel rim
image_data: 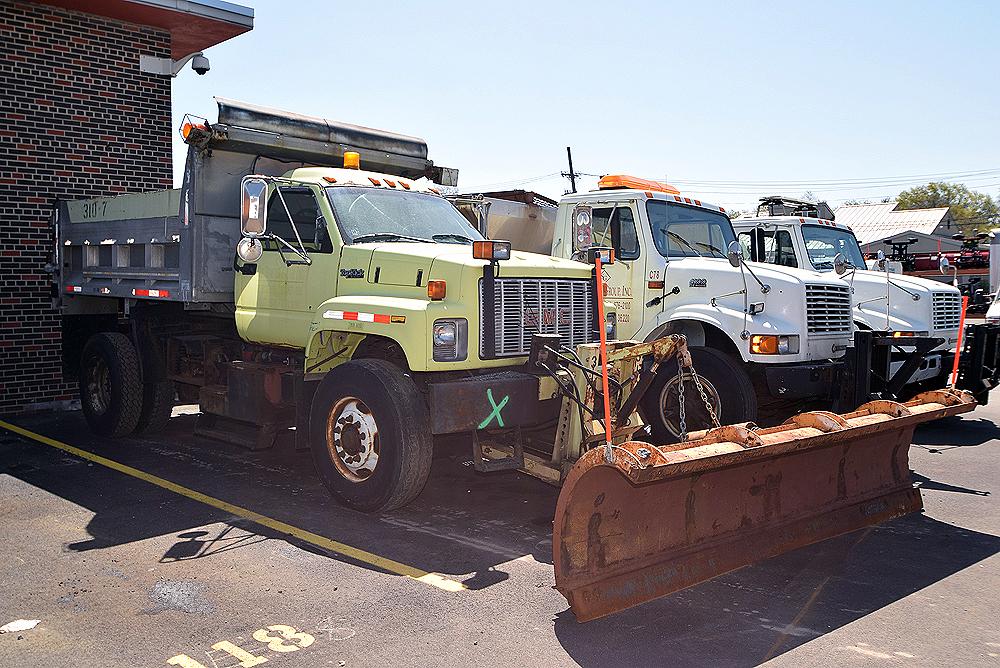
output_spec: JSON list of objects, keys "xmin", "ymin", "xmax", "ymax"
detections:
[
  {"xmin": 326, "ymin": 396, "xmax": 380, "ymax": 482},
  {"xmin": 658, "ymin": 371, "xmax": 722, "ymax": 439}
]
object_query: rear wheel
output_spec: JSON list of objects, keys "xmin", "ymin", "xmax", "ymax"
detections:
[
  {"xmin": 79, "ymin": 332, "xmax": 143, "ymax": 437},
  {"xmin": 308, "ymin": 359, "xmax": 432, "ymax": 512},
  {"xmin": 134, "ymin": 380, "xmax": 176, "ymax": 434},
  {"xmin": 640, "ymin": 346, "xmax": 758, "ymax": 443}
]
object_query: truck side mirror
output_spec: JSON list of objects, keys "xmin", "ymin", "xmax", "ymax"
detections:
[
  {"xmin": 241, "ymin": 177, "xmax": 268, "ymax": 236},
  {"xmin": 938, "ymin": 255, "xmax": 951, "ymax": 275},
  {"xmin": 834, "ymin": 252, "xmax": 848, "ymax": 275},
  {"xmin": 876, "ymin": 249, "xmax": 887, "ymax": 271},
  {"xmin": 727, "ymin": 240, "xmax": 742, "ymax": 268},
  {"xmin": 572, "ymin": 206, "xmax": 593, "ymax": 251}
]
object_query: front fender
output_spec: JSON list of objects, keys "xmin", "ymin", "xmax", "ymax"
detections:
[
  {"xmin": 307, "ymin": 296, "xmax": 429, "ymax": 371},
  {"xmin": 645, "ymin": 305, "xmax": 747, "ymax": 359}
]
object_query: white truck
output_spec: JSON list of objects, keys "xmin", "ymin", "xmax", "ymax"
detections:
[
  {"xmin": 732, "ymin": 197, "xmax": 963, "ymax": 391},
  {"xmin": 474, "ymin": 175, "xmax": 879, "ymax": 440}
]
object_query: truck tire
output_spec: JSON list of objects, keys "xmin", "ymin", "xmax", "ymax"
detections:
[
  {"xmin": 640, "ymin": 346, "xmax": 758, "ymax": 443},
  {"xmin": 134, "ymin": 380, "xmax": 175, "ymax": 435},
  {"xmin": 79, "ymin": 332, "xmax": 143, "ymax": 438},
  {"xmin": 308, "ymin": 359, "xmax": 433, "ymax": 512}
]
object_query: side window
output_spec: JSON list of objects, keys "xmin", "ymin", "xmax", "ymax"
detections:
[
  {"xmin": 738, "ymin": 232, "xmax": 754, "ymax": 260},
  {"xmin": 592, "ymin": 206, "xmax": 640, "ymax": 260},
  {"xmin": 774, "ymin": 230, "xmax": 797, "ymax": 268},
  {"xmin": 265, "ymin": 188, "xmax": 330, "ymax": 253},
  {"xmin": 753, "ymin": 230, "xmax": 797, "ymax": 268}
]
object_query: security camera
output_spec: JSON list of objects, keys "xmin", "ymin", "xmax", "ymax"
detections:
[{"xmin": 191, "ymin": 54, "xmax": 210, "ymax": 75}]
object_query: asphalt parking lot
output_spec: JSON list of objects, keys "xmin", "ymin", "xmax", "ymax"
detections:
[{"xmin": 1, "ymin": 402, "xmax": 998, "ymax": 667}]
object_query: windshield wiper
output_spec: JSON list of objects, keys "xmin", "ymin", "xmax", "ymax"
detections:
[
  {"xmin": 695, "ymin": 242, "xmax": 725, "ymax": 258},
  {"xmin": 432, "ymin": 233, "xmax": 476, "ymax": 244},
  {"xmin": 662, "ymin": 229, "xmax": 702, "ymax": 257},
  {"xmin": 351, "ymin": 232, "xmax": 432, "ymax": 244}
]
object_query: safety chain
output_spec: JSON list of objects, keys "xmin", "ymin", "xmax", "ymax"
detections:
[
  {"xmin": 676, "ymin": 364, "xmax": 687, "ymax": 441},
  {"xmin": 690, "ymin": 364, "xmax": 722, "ymax": 430},
  {"xmin": 676, "ymin": 355, "xmax": 721, "ymax": 442}
]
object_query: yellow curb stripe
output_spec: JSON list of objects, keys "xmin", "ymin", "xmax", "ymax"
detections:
[{"xmin": 0, "ymin": 419, "xmax": 465, "ymax": 593}]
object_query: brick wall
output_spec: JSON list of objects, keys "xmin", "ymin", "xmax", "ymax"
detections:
[{"xmin": 0, "ymin": 1, "xmax": 173, "ymax": 414}]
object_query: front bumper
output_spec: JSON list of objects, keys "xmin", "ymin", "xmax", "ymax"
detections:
[
  {"xmin": 426, "ymin": 370, "xmax": 560, "ymax": 435},
  {"xmin": 956, "ymin": 323, "xmax": 1000, "ymax": 404}
]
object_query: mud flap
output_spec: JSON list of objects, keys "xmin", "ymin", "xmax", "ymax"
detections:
[{"xmin": 553, "ymin": 389, "xmax": 977, "ymax": 622}]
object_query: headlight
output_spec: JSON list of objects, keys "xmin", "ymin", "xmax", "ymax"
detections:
[
  {"xmin": 750, "ymin": 334, "xmax": 800, "ymax": 355},
  {"xmin": 433, "ymin": 318, "xmax": 467, "ymax": 361},
  {"xmin": 605, "ymin": 312, "xmax": 617, "ymax": 340}
]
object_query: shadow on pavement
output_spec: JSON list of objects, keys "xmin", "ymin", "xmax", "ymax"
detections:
[
  {"xmin": 912, "ymin": 415, "xmax": 1000, "ymax": 448},
  {"xmin": 0, "ymin": 411, "xmax": 557, "ymax": 584},
  {"xmin": 553, "ymin": 513, "xmax": 1000, "ymax": 667}
]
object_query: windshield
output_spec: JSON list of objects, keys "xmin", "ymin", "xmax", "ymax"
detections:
[
  {"xmin": 646, "ymin": 200, "xmax": 736, "ymax": 258},
  {"xmin": 801, "ymin": 224, "xmax": 866, "ymax": 270},
  {"xmin": 325, "ymin": 187, "xmax": 485, "ymax": 244}
]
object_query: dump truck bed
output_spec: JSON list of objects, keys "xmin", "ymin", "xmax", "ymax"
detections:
[
  {"xmin": 56, "ymin": 185, "xmax": 234, "ymax": 303},
  {"xmin": 54, "ymin": 97, "xmax": 458, "ymax": 305}
]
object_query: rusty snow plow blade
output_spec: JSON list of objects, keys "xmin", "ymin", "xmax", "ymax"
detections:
[{"xmin": 553, "ymin": 389, "xmax": 976, "ymax": 622}]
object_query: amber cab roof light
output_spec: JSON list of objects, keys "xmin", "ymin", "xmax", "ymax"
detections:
[{"xmin": 598, "ymin": 174, "xmax": 681, "ymax": 195}]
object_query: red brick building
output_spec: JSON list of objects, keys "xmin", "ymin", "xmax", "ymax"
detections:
[{"xmin": 0, "ymin": 0, "xmax": 252, "ymax": 414}]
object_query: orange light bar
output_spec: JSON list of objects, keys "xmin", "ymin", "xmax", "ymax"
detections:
[
  {"xmin": 427, "ymin": 280, "xmax": 446, "ymax": 300},
  {"xmin": 598, "ymin": 174, "xmax": 681, "ymax": 194}
]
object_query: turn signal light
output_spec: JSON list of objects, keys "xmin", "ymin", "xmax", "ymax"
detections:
[
  {"xmin": 750, "ymin": 335, "xmax": 779, "ymax": 354},
  {"xmin": 893, "ymin": 331, "xmax": 915, "ymax": 338},
  {"xmin": 472, "ymin": 240, "xmax": 512, "ymax": 261},
  {"xmin": 427, "ymin": 280, "xmax": 447, "ymax": 300},
  {"xmin": 344, "ymin": 151, "xmax": 360, "ymax": 169}
]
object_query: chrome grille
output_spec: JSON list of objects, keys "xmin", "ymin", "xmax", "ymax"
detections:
[
  {"xmin": 805, "ymin": 284, "xmax": 852, "ymax": 336},
  {"xmin": 932, "ymin": 291, "xmax": 962, "ymax": 330},
  {"xmin": 480, "ymin": 278, "xmax": 594, "ymax": 357}
]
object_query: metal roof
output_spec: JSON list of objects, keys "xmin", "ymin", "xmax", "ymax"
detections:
[{"xmin": 834, "ymin": 202, "xmax": 953, "ymax": 244}]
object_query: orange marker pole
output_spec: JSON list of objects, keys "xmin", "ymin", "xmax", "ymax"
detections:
[
  {"xmin": 949, "ymin": 296, "xmax": 969, "ymax": 387},
  {"xmin": 594, "ymin": 253, "xmax": 615, "ymax": 462}
]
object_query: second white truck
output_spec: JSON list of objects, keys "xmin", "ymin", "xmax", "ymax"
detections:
[{"xmin": 733, "ymin": 197, "xmax": 962, "ymax": 391}]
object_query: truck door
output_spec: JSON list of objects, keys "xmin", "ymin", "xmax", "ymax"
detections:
[
  {"xmin": 588, "ymin": 203, "xmax": 645, "ymax": 334},
  {"xmin": 236, "ymin": 185, "xmax": 336, "ymax": 347}
]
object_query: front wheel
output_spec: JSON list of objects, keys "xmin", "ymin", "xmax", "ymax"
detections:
[
  {"xmin": 308, "ymin": 359, "xmax": 433, "ymax": 512},
  {"xmin": 640, "ymin": 346, "xmax": 758, "ymax": 443}
]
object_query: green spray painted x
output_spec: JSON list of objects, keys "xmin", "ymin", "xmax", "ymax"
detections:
[{"xmin": 478, "ymin": 388, "xmax": 509, "ymax": 429}]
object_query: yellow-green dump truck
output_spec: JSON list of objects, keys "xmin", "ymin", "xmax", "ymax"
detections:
[{"xmin": 54, "ymin": 98, "xmax": 609, "ymax": 512}]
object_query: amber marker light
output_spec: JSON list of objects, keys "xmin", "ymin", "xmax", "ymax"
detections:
[{"xmin": 427, "ymin": 280, "xmax": 447, "ymax": 300}]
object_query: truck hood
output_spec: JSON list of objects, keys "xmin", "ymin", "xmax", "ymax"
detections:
[
  {"xmin": 742, "ymin": 260, "xmax": 843, "ymax": 287},
  {"xmin": 852, "ymin": 269, "xmax": 958, "ymax": 297},
  {"xmin": 342, "ymin": 242, "xmax": 593, "ymax": 288}
]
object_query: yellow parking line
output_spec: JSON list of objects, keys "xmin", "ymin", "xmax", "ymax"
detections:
[{"xmin": 0, "ymin": 419, "xmax": 465, "ymax": 593}]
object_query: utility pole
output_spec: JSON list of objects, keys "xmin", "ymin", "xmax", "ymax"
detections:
[{"xmin": 562, "ymin": 146, "xmax": 577, "ymax": 194}]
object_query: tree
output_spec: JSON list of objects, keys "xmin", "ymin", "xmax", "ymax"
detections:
[{"xmin": 896, "ymin": 182, "xmax": 1000, "ymax": 235}]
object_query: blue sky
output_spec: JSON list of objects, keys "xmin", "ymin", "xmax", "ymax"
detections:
[{"xmin": 171, "ymin": 0, "xmax": 1000, "ymax": 211}]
